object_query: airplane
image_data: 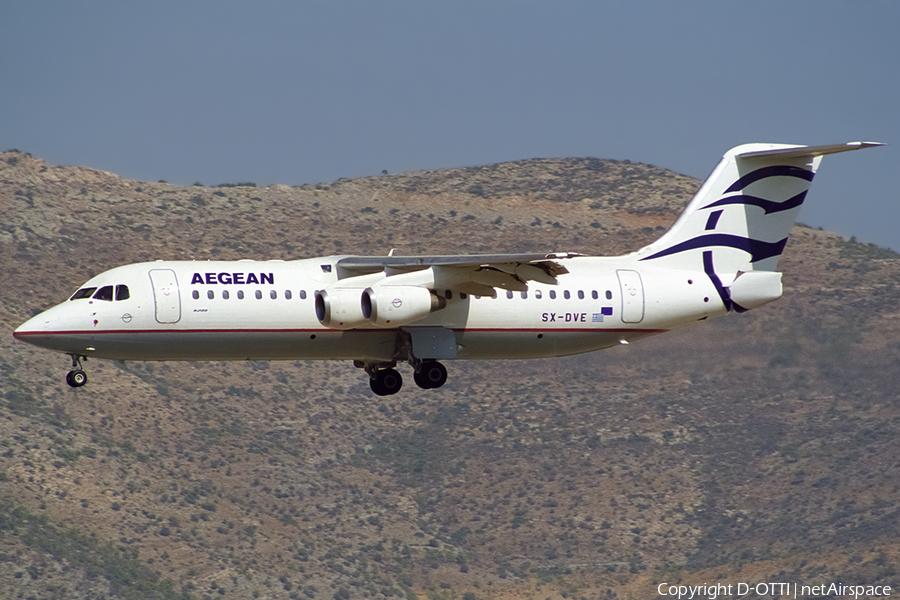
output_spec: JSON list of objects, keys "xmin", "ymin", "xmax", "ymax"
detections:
[{"xmin": 14, "ymin": 142, "xmax": 883, "ymax": 396}]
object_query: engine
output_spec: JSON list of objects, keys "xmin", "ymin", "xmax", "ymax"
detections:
[
  {"xmin": 314, "ymin": 288, "xmax": 368, "ymax": 329},
  {"xmin": 362, "ymin": 286, "xmax": 446, "ymax": 327}
]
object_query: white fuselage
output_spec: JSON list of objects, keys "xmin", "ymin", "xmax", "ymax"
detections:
[
  {"xmin": 14, "ymin": 142, "xmax": 880, "ymax": 394},
  {"xmin": 14, "ymin": 256, "xmax": 727, "ymax": 363}
]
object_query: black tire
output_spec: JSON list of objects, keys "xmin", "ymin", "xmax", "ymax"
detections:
[
  {"xmin": 417, "ymin": 361, "xmax": 447, "ymax": 389},
  {"xmin": 380, "ymin": 368, "xmax": 403, "ymax": 394},
  {"xmin": 413, "ymin": 371, "xmax": 431, "ymax": 389},
  {"xmin": 370, "ymin": 377, "xmax": 388, "ymax": 396},
  {"xmin": 370, "ymin": 368, "xmax": 402, "ymax": 396},
  {"xmin": 66, "ymin": 370, "xmax": 87, "ymax": 388}
]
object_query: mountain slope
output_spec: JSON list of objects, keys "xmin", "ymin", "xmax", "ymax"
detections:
[{"xmin": 2, "ymin": 151, "xmax": 899, "ymax": 599}]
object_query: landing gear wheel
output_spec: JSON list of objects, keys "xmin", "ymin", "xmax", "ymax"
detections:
[
  {"xmin": 65, "ymin": 354, "xmax": 88, "ymax": 387},
  {"xmin": 66, "ymin": 370, "xmax": 88, "ymax": 388},
  {"xmin": 370, "ymin": 368, "xmax": 403, "ymax": 396},
  {"xmin": 414, "ymin": 361, "xmax": 447, "ymax": 389}
]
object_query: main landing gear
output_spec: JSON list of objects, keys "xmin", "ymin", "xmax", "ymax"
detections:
[
  {"xmin": 369, "ymin": 367, "xmax": 403, "ymax": 396},
  {"xmin": 362, "ymin": 360, "xmax": 448, "ymax": 396},
  {"xmin": 65, "ymin": 354, "xmax": 88, "ymax": 388},
  {"xmin": 413, "ymin": 360, "xmax": 447, "ymax": 390}
]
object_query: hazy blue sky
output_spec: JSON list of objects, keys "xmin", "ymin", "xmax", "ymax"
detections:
[{"xmin": 3, "ymin": 2, "xmax": 898, "ymax": 250}]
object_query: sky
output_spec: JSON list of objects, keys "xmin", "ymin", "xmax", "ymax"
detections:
[{"xmin": 2, "ymin": 1, "xmax": 898, "ymax": 250}]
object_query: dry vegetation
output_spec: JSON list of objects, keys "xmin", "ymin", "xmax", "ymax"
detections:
[{"xmin": 1, "ymin": 150, "xmax": 899, "ymax": 599}]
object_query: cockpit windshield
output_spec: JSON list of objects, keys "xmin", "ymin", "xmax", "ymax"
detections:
[
  {"xmin": 93, "ymin": 286, "xmax": 114, "ymax": 301},
  {"xmin": 70, "ymin": 284, "xmax": 130, "ymax": 301},
  {"xmin": 70, "ymin": 287, "xmax": 97, "ymax": 300}
]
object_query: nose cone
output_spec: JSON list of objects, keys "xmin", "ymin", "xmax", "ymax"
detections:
[
  {"xmin": 15, "ymin": 311, "xmax": 50, "ymax": 336},
  {"xmin": 14, "ymin": 305, "xmax": 66, "ymax": 350},
  {"xmin": 15, "ymin": 301, "xmax": 105, "ymax": 357}
]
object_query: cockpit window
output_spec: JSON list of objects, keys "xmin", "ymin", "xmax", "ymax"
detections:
[
  {"xmin": 115, "ymin": 285, "xmax": 130, "ymax": 301},
  {"xmin": 70, "ymin": 287, "xmax": 97, "ymax": 300},
  {"xmin": 92, "ymin": 286, "xmax": 114, "ymax": 301}
]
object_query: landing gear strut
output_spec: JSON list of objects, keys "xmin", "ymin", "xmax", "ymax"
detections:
[{"xmin": 66, "ymin": 354, "xmax": 88, "ymax": 388}]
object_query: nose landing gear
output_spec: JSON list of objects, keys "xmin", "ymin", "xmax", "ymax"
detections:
[{"xmin": 66, "ymin": 354, "xmax": 88, "ymax": 388}]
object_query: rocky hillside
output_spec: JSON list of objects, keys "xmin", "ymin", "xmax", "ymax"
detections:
[{"xmin": 1, "ymin": 150, "xmax": 899, "ymax": 599}]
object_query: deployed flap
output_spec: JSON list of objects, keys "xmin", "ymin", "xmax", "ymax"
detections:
[
  {"xmin": 337, "ymin": 253, "xmax": 578, "ymax": 274},
  {"xmin": 454, "ymin": 281, "xmax": 499, "ymax": 297},
  {"xmin": 471, "ymin": 267, "xmax": 528, "ymax": 292},
  {"xmin": 516, "ymin": 262, "xmax": 561, "ymax": 285},
  {"xmin": 336, "ymin": 252, "xmax": 577, "ymax": 296}
]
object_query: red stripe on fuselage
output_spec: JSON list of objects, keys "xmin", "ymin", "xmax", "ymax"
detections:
[{"xmin": 14, "ymin": 327, "xmax": 669, "ymax": 337}]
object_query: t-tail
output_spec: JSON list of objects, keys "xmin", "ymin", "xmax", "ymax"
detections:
[{"xmin": 634, "ymin": 141, "xmax": 883, "ymax": 312}]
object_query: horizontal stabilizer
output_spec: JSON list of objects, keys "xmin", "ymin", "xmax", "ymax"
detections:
[{"xmin": 737, "ymin": 141, "xmax": 884, "ymax": 160}]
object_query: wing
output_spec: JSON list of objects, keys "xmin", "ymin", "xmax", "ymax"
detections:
[{"xmin": 336, "ymin": 252, "xmax": 580, "ymax": 296}]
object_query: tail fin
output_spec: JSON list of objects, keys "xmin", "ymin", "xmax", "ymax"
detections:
[
  {"xmin": 634, "ymin": 142, "xmax": 883, "ymax": 312},
  {"xmin": 636, "ymin": 142, "xmax": 883, "ymax": 275}
]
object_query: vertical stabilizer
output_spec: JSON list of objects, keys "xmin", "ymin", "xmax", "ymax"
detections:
[
  {"xmin": 636, "ymin": 142, "xmax": 882, "ymax": 274},
  {"xmin": 634, "ymin": 141, "xmax": 882, "ymax": 310}
]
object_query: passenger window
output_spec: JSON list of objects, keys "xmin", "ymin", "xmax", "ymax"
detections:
[
  {"xmin": 549, "ymin": 290, "xmax": 556, "ymax": 300},
  {"xmin": 285, "ymin": 290, "xmax": 292, "ymax": 300},
  {"xmin": 506, "ymin": 291, "xmax": 513, "ymax": 299},
  {"xmin": 223, "ymin": 290, "xmax": 230, "ymax": 300},
  {"xmin": 564, "ymin": 290, "xmax": 571, "ymax": 300},
  {"xmin": 606, "ymin": 290, "xmax": 613, "ymax": 300},
  {"xmin": 591, "ymin": 290, "xmax": 598, "ymax": 300},
  {"xmin": 520, "ymin": 291, "xmax": 528, "ymax": 299},
  {"xmin": 460, "ymin": 292, "xmax": 467, "ymax": 300},
  {"xmin": 270, "ymin": 290, "xmax": 277, "ymax": 300},
  {"xmin": 535, "ymin": 290, "xmax": 542, "ymax": 299},
  {"xmin": 255, "ymin": 290, "xmax": 262, "ymax": 300},
  {"xmin": 237, "ymin": 290, "xmax": 244, "ymax": 300},
  {"xmin": 299, "ymin": 290, "xmax": 307, "ymax": 300},
  {"xmin": 445, "ymin": 290, "xmax": 453, "ymax": 300},
  {"xmin": 207, "ymin": 290, "xmax": 214, "ymax": 300},
  {"xmin": 70, "ymin": 287, "xmax": 97, "ymax": 300},
  {"xmin": 578, "ymin": 290, "xmax": 585, "ymax": 300},
  {"xmin": 192, "ymin": 290, "xmax": 199, "ymax": 300},
  {"xmin": 93, "ymin": 286, "xmax": 114, "ymax": 301},
  {"xmin": 115, "ymin": 285, "xmax": 130, "ymax": 301}
]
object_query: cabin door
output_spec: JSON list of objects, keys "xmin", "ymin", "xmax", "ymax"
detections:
[
  {"xmin": 149, "ymin": 269, "xmax": 182, "ymax": 324},
  {"xmin": 616, "ymin": 269, "xmax": 645, "ymax": 323}
]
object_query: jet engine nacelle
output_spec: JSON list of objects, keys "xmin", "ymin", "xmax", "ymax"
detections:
[
  {"xmin": 315, "ymin": 288, "xmax": 368, "ymax": 329},
  {"xmin": 362, "ymin": 286, "xmax": 446, "ymax": 327}
]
